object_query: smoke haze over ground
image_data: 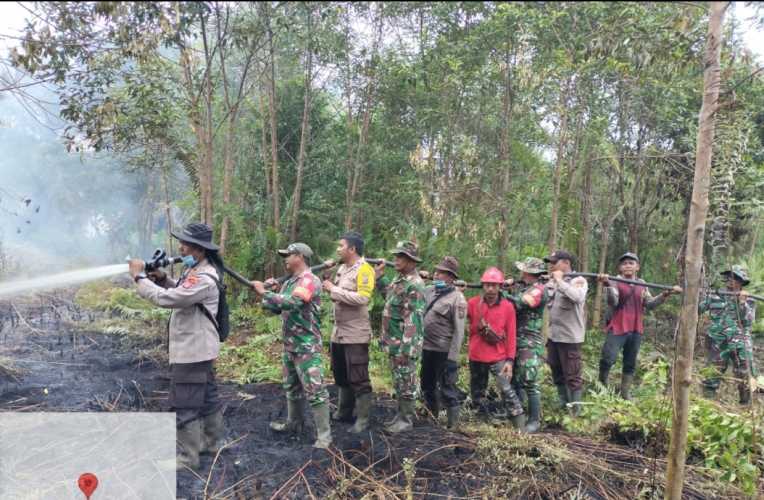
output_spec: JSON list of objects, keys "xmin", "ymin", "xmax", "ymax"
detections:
[{"xmin": 0, "ymin": 88, "xmax": 167, "ymax": 276}]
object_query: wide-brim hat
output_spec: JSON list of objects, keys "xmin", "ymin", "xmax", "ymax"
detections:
[
  {"xmin": 171, "ymin": 223, "xmax": 219, "ymax": 251},
  {"xmin": 721, "ymin": 266, "xmax": 750, "ymax": 286},
  {"xmin": 278, "ymin": 242, "xmax": 314, "ymax": 259},
  {"xmin": 434, "ymin": 256, "xmax": 459, "ymax": 278},
  {"xmin": 515, "ymin": 257, "xmax": 546, "ymax": 275},
  {"xmin": 390, "ymin": 240, "xmax": 422, "ymax": 263}
]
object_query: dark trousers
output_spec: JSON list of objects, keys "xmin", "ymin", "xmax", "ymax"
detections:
[
  {"xmin": 546, "ymin": 341, "xmax": 583, "ymax": 391},
  {"xmin": 469, "ymin": 359, "xmax": 524, "ymax": 416},
  {"xmin": 420, "ymin": 349, "xmax": 460, "ymax": 409},
  {"xmin": 330, "ymin": 342, "xmax": 372, "ymax": 395},
  {"xmin": 169, "ymin": 360, "xmax": 220, "ymax": 428},
  {"xmin": 599, "ymin": 331, "xmax": 642, "ymax": 376}
]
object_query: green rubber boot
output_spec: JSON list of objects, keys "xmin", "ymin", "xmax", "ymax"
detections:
[
  {"xmin": 569, "ymin": 389, "xmax": 583, "ymax": 417},
  {"xmin": 620, "ymin": 374, "xmax": 634, "ymax": 400},
  {"xmin": 524, "ymin": 393, "xmax": 542, "ymax": 433},
  {"xmin": 509, "ymin": 412, "xmax": 526, "ymax": 431},
  {"xmin": 311, "ymin": 403, "xmax": 333, "ymax": 449},
  {"xmin": 176, "ymin": 419, "xmax": 202, "ymax": 471},
  {"xmin": 200, "ymin": 408, "xmax": 225, "ymax": 455},
  {"xmin": 386, "ymin": 399, "xmax": 415, "ymax": 433},
  {"xmin": 270, "ymin": 398, "xmax": 305, "ymax": 434},
  {"xmin": 349, "ymin": 392, "xmax": 372, "ymax": 434}
]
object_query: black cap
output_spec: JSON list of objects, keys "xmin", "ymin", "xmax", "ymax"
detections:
[
  {"xmin": 618, "ymin": 252, "xmax": 639, "ymax": 263},
  {"xmin": 543, "ymin": 250, "xmax": 576, "ymax": 266}
]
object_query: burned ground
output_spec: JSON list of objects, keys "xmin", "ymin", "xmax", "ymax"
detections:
[
  {"xmin": 0, "ymin": 298, "xmax": 488, "ymax": 499},
  {"xmin": 0, "ymin": 295, "xmax": 748, "ymax": 499}
]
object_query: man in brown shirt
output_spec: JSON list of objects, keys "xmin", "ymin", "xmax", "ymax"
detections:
[
  {"xmin": 322, "ymin": 231, "xmax": 376, "ymax": 433},
  {"xmin": 421, "ymin": 256, "xmax": 467, "ymax": 429}
]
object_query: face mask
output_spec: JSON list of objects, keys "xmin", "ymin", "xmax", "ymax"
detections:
[
  {"xmin": 434, "ymin": 280, "xmax": 448, "ymax": 290},
  {"xmin": 181, "ymin": 255, "xmax": 198, "ymax": 268}
]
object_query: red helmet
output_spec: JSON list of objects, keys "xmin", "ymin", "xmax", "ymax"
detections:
[{"xmin": 480, "ymin": 267, "xmax": 504, "ymax": 284}]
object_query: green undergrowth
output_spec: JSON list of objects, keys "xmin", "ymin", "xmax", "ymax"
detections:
[
  {"xmin": 74, "ymin": 280, "xmax": 170, "ymax": 341},
  {"xmin": 547, "ymin": 339, "xmax": 764, "ymax": 496}
]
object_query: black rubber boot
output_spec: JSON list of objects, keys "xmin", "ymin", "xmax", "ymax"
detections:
[
  {"xmin": 332, "ymin": 386, "xmax": 355, "ymax": 423},
  {"xmin": 446, "ymin": 406, "xmax": 460, "ymax": 429},
  {"xmin": 739, "ymin": 384, "xmax": 751, "ymax": 405},
  {"xmin": 556, "ymin": 384, "xmax": 569, "ymax": 410},
  {"xmin": 598, "ymin": 366, "xmax": 610, "ymax": 387}
]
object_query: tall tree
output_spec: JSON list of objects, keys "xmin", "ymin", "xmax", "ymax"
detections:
[{"xmin": 666, "ymin": 3, "xmax": 728, "ymax": 498}]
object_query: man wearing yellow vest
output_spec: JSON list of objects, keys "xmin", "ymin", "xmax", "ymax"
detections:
[{"xmin": 322, "ymin": 232, "xmax": 376, "ymax": 433}]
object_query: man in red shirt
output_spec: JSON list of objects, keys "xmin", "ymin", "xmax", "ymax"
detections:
[
  {"xmin": 597, "ymin": 252, "xmax": 681, "ymax": 399},
  {"xmin": 466, "ymin": 267, "xmax": 525, "ymax": 429}
]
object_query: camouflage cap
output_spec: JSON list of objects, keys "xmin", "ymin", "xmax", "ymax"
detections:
[
  {"xmin": 515, "ymin": 257, "xmax": 546, "ymax": 275},
  {"xmin": 278, "ymin": 242, "xmax": 314, "ymax": 259},
  {"xmin": 390, "ymin": 240, "xmax": 422, "ymax": 263},
  {"xmin": 720, "ymin": 265, "xmax": 751, "ymax": 286}
]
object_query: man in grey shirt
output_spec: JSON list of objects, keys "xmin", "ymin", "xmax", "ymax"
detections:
[
  {"xmin": 421, "ymin": 256, "xmax": 467, "ymax": 428},
  {"xmin": 544, "ymin": 250, "xmax": 588, "ymax": 416}
]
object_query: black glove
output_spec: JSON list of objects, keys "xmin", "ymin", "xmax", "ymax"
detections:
[{"xmin": 445, "ymin": 359, "xmax": 459, "ymax": 372}]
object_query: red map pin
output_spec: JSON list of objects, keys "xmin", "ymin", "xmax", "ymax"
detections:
[{"xmin": 77, "ymin": 473, "xmax": 99, "ymax": 499}]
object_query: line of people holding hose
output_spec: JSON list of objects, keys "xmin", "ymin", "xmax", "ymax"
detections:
[{"xmin": 127, "ymin": 222, "xmax": 755, "ymax": 471}]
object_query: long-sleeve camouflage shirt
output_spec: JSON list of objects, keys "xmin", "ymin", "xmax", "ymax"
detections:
[
  {"xmin": 376, "ymin": 269, "xmax": 425, "ymax": 358},
  {"xmin": 263, "ymin": 269, "xmax": 323, "ymax": 354},
  {"xmin": 699, "ymin": 291, "xmax": 756, "ymax": 345},
  {"xmin": 503, "ymin": 280, "xmax": 547, "ymax": 349}
]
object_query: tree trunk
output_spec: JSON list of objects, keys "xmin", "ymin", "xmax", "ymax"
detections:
[
  {"xmin": 265, "ymin": 3, "xmax": 280, "ymax": 236},
  {"xmin": 496, "ymin": 30, "xmax": 514, "ymax": 271},
  {"xmin": 344, "ymin": 5, "xmax": 382, "ymax": 230},
  {"xmin": 591, "ymin": 167, "xmax": 623, "ymax": 328},
  {"xmin": 161, "ymin": 152, "xmax": 175, "ymax": 278},
  {"xmin": 666, "ymin": 3, "xmax": 727, "ymax": 498},
  {"xmin": 219, "ymin": 108, "xmax": 237, "ymax": 255},
  {"xmin": 199, "ymin": 18, "xmax": 215, "ymax": 226},
  {"xmin": 548, "ymin": 78, "xmax": 572, "ymax": 251},
  {"xmin": 578, "ymin": 151, "xmax": 593, "ymax": 273},
  {"xmin": 290, "ymin": 10, "xmax": 313, "ymax": 241},
  {"xmin": 259, "ymin": 92, "xmax": 272, "ymax": 226},
  {"xmin": 343, "ymin": 7, "xmax": 355, "ymax": 230}
]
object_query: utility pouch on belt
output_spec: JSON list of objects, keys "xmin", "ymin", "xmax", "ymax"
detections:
[{"xmin": 479, "ymin": 322, "xmax": 506, "ymax": 345}]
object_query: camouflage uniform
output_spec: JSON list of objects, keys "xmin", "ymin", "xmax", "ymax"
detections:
[
  {"xmin": 263, "ymin": 270, "xmax": 329, "ymax": 407},
  {"xmin": 699, "ymin": 287, "xmax": 755, "ymax": 402},
  {"xmin": 377, "ymin": 263, "xmax": 426, "ymax": 402},
  {"xmin": 504, "ymin": 280, "xmax": 547, "ymax": 398}
]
